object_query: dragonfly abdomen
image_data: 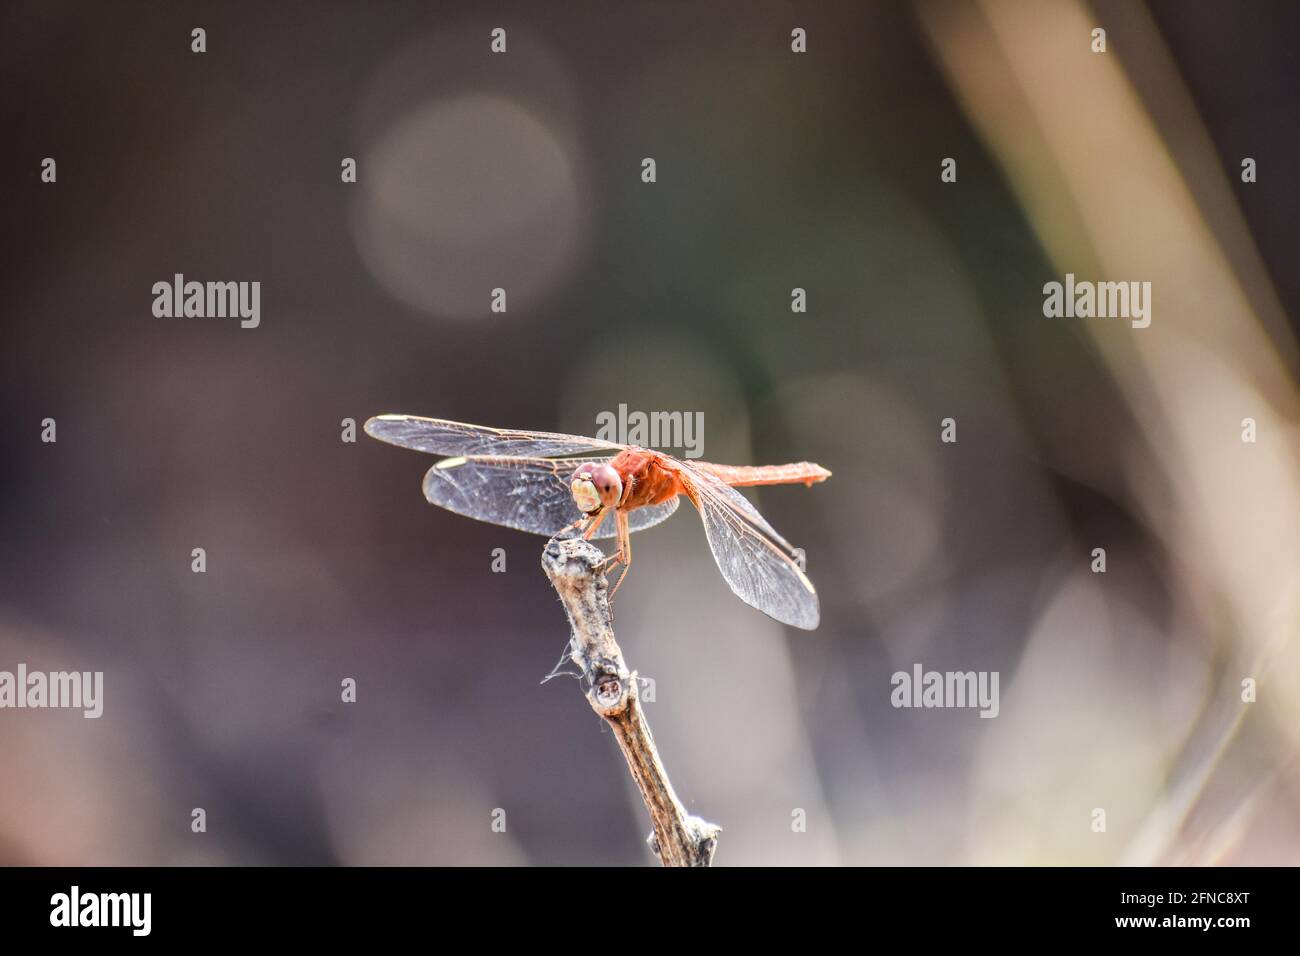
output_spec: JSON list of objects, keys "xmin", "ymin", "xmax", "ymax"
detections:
[{"xmin": 694, "ymin": 461, "xmax": 831, "ymax": 488}]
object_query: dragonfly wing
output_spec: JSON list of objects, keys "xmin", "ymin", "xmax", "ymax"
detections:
[
  {"xmin": 590, "ymin": 496, "xmax": 680, "ymax": 539},
  {"xmin": 420, "ymin": 455, "xmax": 678, "ymax": 539},
  {"xmin": 685, "ymin": 477, "xmax": 819, "ymax": 630},
  {"xmin": 676, "ymin": 460, "xmax": 796, "ymax": 550},
  {"xmin": 422, "ymin": 456, "xmax": 601, "ymax": 536},
  {"xmin": 367, "ymin": 415, "xmax": 621, "ymax": 458}
]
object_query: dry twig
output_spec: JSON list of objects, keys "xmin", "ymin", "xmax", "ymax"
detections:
[{"xmin": 541, "ymin": 533, "xmax": 720, "ymax": 867}]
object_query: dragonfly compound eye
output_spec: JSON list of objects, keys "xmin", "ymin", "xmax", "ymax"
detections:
[
  {"xmin": 589, "ymin": 464, "xmax": 623, "ymax": 507},
  {"xmin": 571, "ymin": 464, "xmax": 622, "ymax": 513}
]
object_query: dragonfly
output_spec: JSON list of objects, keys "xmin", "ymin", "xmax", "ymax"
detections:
[{"xmin": 364, "ymin": 415, "xmax": 831, "ymax": 629}]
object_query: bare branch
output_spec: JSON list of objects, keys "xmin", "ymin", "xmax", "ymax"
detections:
[{"xmin": 541, "ymin": 533, "xmax": 720, "ymax": 867}]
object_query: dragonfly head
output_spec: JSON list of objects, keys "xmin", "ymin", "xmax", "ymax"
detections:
[{"xmin": 571, "ymin": 463, "xmax": 623, "ymax": 514}]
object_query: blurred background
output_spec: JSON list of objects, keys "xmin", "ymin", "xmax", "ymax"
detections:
[{"xmin": 1, "ymin": 0, "xmax": 1298, "ymax": 865}]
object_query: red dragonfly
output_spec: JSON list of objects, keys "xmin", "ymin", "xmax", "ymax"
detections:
[{"xmin": 365, "ymin": 415, "xmax": 831, "ymax": 629}]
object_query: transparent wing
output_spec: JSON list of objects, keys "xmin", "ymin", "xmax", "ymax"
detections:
[
  {"xmin": 678, "ymin": 465, "xmax": 819, "ymax": 630},
  {"xmin": 423, "ymin": 455, "xmax": 679, "ymax": 538},
  {"xmin": 593, "ymin": 498, "xmax": 680, "ymax": 540},
  {"xmin": 366, "ymin": 415, "xmax": 623, "ymax": 458}
]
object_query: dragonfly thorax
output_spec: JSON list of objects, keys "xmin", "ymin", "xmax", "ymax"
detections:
[{"xmin": 571, "ymin": 463, "xmax": 623, "ymax": 514}]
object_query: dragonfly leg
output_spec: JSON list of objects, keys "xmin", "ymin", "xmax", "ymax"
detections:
[
  {"xmin": 556, "ymin": 516, "xmax": 586, "ymax": 538},
  {"xmin": 580, "ymin": 509, "xmax": 608, "ymax": 540},
  {"xmin": 606, "ymin": 510, "xmax": 633, "ymax": 599}
]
